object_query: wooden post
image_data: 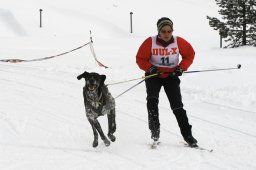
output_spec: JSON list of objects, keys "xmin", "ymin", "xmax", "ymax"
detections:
[
  {"xmin": 39, "ymin": 9, "xmax": 43, "ymax": 28},
  {"xmin": 130, "ymin": 12, "xmax": 133, "ymax": 33}
]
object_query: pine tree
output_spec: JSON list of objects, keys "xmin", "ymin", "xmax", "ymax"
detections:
[{"xmin": 207, "ymin": 0, "xmax": 256, "ymax": 48}]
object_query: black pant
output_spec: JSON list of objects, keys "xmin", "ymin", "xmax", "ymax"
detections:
[{"xmin": 145, "ymin": 75, "xmax": 192, "ymax": 138}]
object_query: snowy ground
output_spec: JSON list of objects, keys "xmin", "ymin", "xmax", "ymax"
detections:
[{"xmin": 1, "ymin": 0, "xmax": 256, "ymax": 169}]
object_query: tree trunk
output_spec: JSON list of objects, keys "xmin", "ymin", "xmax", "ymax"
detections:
[{"xmin": 242, "ymin": 2, "xmax": 247, "ymax": 45}]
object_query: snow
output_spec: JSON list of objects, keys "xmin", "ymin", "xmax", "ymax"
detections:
[{"xmin": 1, "ymin": 0, "xmax": 256, "ymax": 169}]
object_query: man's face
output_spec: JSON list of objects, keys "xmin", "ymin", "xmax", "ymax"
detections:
[{"xmin": 159, "ymin": 25, "xmax": 173, "ymax": 42}]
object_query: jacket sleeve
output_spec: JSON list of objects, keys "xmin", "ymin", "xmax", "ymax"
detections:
[
  {"xmin": 177, "ymin": 36, "xmax": 195, "ymax": 71},
  {"xmin": 136, "ymin": 37, "xmax": 153, "ymax": 72}
]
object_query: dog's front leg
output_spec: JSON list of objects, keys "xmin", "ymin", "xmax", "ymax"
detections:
[
  {"xmin": 88, "ymin": 119, "xmax": 99, "ymax": 147},
  {"xmin": 91, "ymin": 119, "xmax": 110, "ymax": 147},
  {"xmin": 107, "ymin": 109, "xmax": 116, "ymax": 142}
]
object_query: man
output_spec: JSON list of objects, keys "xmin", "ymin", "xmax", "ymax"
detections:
[{"xmin": 136, "ymin": 17, "xmax": 197, "ymax": 147}]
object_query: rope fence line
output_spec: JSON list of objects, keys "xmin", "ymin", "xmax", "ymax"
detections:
[
  {"xmin": 0, "ymin": 41, "xmax": 90, "ymax": 63},
  {"xmin": 89, "ymin": 42, "xmax": 109, "ymax": 68},
  {"xmin": 0, "ymin": 41, "xmax": 108, "ymax": 68}
]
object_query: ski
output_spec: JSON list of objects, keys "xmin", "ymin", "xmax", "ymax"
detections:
[
  {"xmin": 183, "ymin": 142, "xmax": 213, "ymax": 152},
  {"xmin": 151, "ymin": 140, "xmax": 160, "ymax": 149}
]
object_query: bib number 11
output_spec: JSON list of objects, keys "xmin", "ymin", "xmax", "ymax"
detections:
[{"xmin": 161, "ymin": 57, "xmax": 169, "ymax": 65}]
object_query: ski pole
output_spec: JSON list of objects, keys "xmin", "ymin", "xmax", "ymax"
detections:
[
  {"xmin": 183, "ymin": 64, "xmax": 241, "ymax": 74},
  {"xmin": 114, "ymin": 73, "xmax": 160, "ymax": 99},
  {"xmin": 114, "ymin": 64, "xmax": 241, "ymax": 98}
]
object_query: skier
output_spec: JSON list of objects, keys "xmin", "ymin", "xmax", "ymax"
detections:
[{"xmin": 136, "ymin": 17, "xmax": 197, "ymax": 147}]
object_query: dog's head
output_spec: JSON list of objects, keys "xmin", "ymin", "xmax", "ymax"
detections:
[{"xmin": 77, "ymin": 71, "xmax": 106, "ymax": 91}]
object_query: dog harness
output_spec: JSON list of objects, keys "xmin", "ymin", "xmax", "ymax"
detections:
[{"xmin": 83, "ymin": 85, "xmax": 115, "ymax": 119}]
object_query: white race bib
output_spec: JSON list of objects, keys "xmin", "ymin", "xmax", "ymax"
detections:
[{"xmin": 150, "ymin": 36, "xmax": 179, "ymax": 68}]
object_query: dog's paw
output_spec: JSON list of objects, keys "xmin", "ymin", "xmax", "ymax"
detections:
[
  {"xmin": 92, "ymin": 140, "xmax": 98, "ymax": 147},
  {"xmin": 103, "ymin": 139, "xmax": 111, "ymax": 147},
  {"xmin": 108, "ymin": 133, "xmax": 116, "ymax": 142}
]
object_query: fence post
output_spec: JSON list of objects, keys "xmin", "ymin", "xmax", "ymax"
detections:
[
  {"xmin": 130, "ymin": 12, "xmax": 133, "ymax": 33},
  {"xmin": 39, "ymin": 9, "xmax": 43, "ymax": 28}
]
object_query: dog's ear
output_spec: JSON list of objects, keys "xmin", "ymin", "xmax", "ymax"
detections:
[
  {"xmin": 77, "ymin": 71, "xmax": 89, "ymax": 80},
  {"xmin": 100, "ymin": 75, "xmax": 106, "ymax": 86}
]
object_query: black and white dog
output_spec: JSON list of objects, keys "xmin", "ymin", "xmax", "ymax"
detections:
[{"xmin": 77, "ymin": 71, "xmax": 116, "ymax": 147}]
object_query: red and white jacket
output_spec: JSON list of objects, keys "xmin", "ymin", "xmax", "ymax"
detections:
[{"xmin": 136, "ymin": 35, "xmax": 195, "ymax": 78}]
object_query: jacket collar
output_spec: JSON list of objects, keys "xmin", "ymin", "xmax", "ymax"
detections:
[{"xmin": 156, "ymin": 35, "xmax": 174, "ymax": 47}]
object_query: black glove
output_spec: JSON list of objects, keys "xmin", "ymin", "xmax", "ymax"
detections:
[
  {"xmin": 149, "ymin": 66, "xmax": 160, "ymax": 75},
  {"xmin": 174, "ymin": 66, "xmax": 183, "ymax": 76}
]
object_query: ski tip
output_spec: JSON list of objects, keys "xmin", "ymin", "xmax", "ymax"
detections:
[
  {"xmin": 189, "ymin": 144, "xmax": 198, "ymax": 148},
  {"xmin": 150, "ymin": 141, "xmax": 160, "ymax": 149},
  {"xmin": 151, "ymin": 145, "xmax": 157, "ymax": 149},
  {"xmin": 182, "ymin": 142, "xmax": 213, "ymax": 152}
]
